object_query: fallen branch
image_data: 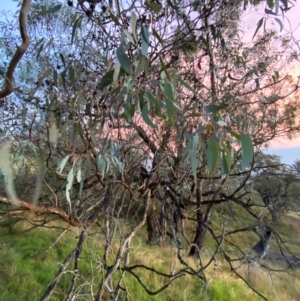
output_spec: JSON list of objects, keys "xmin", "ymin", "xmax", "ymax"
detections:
[{"xmin": 0, "ymin": 195, "xmax": 80, "ymax": 226}]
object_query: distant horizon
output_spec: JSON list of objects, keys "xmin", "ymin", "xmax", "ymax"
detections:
[{"xmin": 264, "ymin": 146, "xmax": 300, "ymax": 165}]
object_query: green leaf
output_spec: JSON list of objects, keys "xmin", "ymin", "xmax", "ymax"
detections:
[
  {"xmin": 98, "ymin": 70, "xmax": 114, "ymax": 90},
  {"xmin": 164, "ymin": 82, "xmax": 174, "ymax": 100},
  {"xmin": 190, "ymin": 135, "xmax": 199, "ymax": 179},
  {"xmin": 57, "ymin": 155, "xmax": 70, "ymax": 173},
  {"xmin": 152, "ymin": 28, "xmax": 164, "ymax": 45},
  {"xmin": 274, "ymin": 18, "xmax": 283, "ymax": 31},
  {"xmin": 69, "ymin": 66, "xmax": 75, "ymax": 86},
  {"xmin": 131, "ymin": 12, "xmax": 137, "ymax": 42},
  {"xmin": 97, "ymin": 155, "xmax": 106, "ymax": 178},
  {"xmin": 220, "ymin": 151, "xmax": 229, "ymax": 175},
  {"xmin": 267, "ymin": 0, "xmax": 275, "ymax": 8},
  {"xmin": 265, "ymin": 8, "xmax": 277, "ymax": 15},
  {"xmin": 136, "ymin": 54, "xmax": 144, "ymax": 75},
  {"xmin": 61, "ymin": 69, "xmax": 67, "ymax": 90},
  {"xmin": 145, "ymin": 91, "xmax": 163, "ymax": 117},
  {"xmin": 141, "ymin": 25, "xmax": 150, "ymax": 55},
  {"xmin": 36, "ymin": 43, "xmax": 44, "ymax": 60},
  {"xmin": 38, "ymin": 68, "xmax": 52, "ymax": 85},
  {"xmin": 240, "ymin": 133, "xmax": 253, "ymax": 169},
  {"xmin": 141, "ymin": 105, "xmax": 157, "ymax": 129},
  {"xmin": 116, "ymin": 42, "xmax": 132, "ymax": 74},
  {"xmin": 178, "ymin": 75, "xmax": 195, "ymax": 94},
  {"xmin": 206, "ymin": 137, "xmax": 219, "ymax": 173},
  {"xmin": 109, "ymin": 10, "xmax": 122, "ymax": 25},
  {"xmin": 123, "ymin": 29, "xmax": 135, "ymax": 44},
  {"xmin": 145, "ymin": 1, "xmax": 162, "ymax": 13},
  {"xmin": 53, "ymin": 69, "xmax": 58, "ymax": 86},
  {"xmin": 167, "ymin": 0, "xmax": 179, "ymax": 11},
  {"xmin": 230, "ymin": 131, "xmax": 240, "ymax": 140},
  {"xmin": 66, "ymin": 167, "xmax": 74, "ymax": 206},
  {"xmin": 166, "ymin": 99, "xmax": 175, "ymax": 119},
  {"xmin": 113, "ymin": 63, "xmax": 121, "ymax": 82},
  {"xmin": 88, "ymin": 119, "xmax": 97, "ymax": 145},
  {"xmin": 206, "ymin": 103, "xmax": 228, "ymax": 113},
  {"xmin": 0, "ymin": 141, "xmax": 19, "ymax": 201},
  {"xmin": 280, "ymin": 0, "xmax": 288, "ymax": 11},
  {"xmin": 71, "ymin": 17, "xmax": 82, "ymax": 45},
  {"xmin": 252, "ymin": 17, "xmax": 264, "ymax": 40},
  {"xmin": 58, "ymin": 54, "xmax": 65, "ymax": 69},
  {"xmin": 45, "ymin": 4, "xmax": 62, "ymax": 14},
  {"xmin": 49, "ymin": 119, "xmax": 58, "ymax": 146}
]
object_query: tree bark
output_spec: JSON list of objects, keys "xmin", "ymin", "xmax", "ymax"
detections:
[
  {"xmin": 147, "ymin": 197, "xmax": 162, "ymax": 244},
  {"xmin": 189, "ymin": 209, "xmax": 207, "ymax": 256}
]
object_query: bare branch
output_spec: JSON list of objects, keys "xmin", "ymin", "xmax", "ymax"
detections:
[{"xmin": 0, "ymin": 0, "xmax": 31, "ymax": 99}]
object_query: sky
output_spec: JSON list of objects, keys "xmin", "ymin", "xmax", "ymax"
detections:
[
  {"xmin": 0, "ymin": 0, "xmax": 300, "ymax": 164},
  {"xmin": 0, "ymin": 1, "xmax": 18, "ymax": 12}
]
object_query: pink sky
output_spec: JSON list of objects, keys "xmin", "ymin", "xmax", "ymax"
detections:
[{"xmin": 242, "ymin": 2, "xmax": 300, "ymax": 149}]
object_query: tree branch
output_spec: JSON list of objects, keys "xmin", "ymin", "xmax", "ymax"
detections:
[{"xmin": 0, "ymin": 0, "xmax": 31, "ymax": 99}]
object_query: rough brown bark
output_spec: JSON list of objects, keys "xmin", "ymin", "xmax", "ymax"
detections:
[
  {"xmin": 147, "ymin": 197, "xmax": 162, "ymax": 244},
  {"xmin": 189, "ymin": 209, "xmax": 207, "ymax": 256}
]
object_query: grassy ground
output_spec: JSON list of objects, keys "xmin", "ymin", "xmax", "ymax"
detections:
[{"xmin": 0, "ymin": 213, "xmax": 300, "ymax": 301}]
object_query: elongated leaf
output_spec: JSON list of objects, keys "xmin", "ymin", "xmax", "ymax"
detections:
[
  {"xmin": 253, "ymin": 17, "xmax": 264, "ymax": 40},
  {"xmin": 230, "ymin": 131, "xmax": 241, "ymax": 140},
  {"xmin": 136, "ymin": 53, "xmax": 149, "ymax": 76},
  {"xmin": 280, "ymin": 0, "xmax": 288, "ymax": 10},
  {"xmin": 57, "ymin": 155, "xmax": 70, "ymax": 173},
  {"xmin": 178, "ymin": 75, "xmax": 195, "ymax": 94},
  {"xmin": 240, "ymin": 133, "xmax": 253, "ymax": 169},
  {"xmin": 265, "ymin": 8, "xmax": 277, "ymax": 15},
  {"xmin": 152, "ymin": 28, "xmax": 164, "ymax": 45},
  {"xmin": 69, "ymin": 66, "xmax": 75, "ymax": 86},
  {"xmin": 164, "ymin": 82, "xmax": 174, "ymax": 100},
  {"xmin": 267, "ymin": 0, "xmax": 275, "ymax": 8},
  {"xmin": 131, "ymin": 12, "xmax": 137, "ymax": 42},
  {"xmin": 116, "ymin": 42, "xmax": 132, "ymax": 74},
  {"xmin": 207, "ymin": 103, "xmax": 228, "ymax": 113},
  {"xmin": 206, "ymin": 137, "xmax": 219, "ymax": 173},
  {"xmin": 141, "ymin": 25, "xmax": 150, "ymax": 55},
  {"xmin": 49, "ymin": 120, "xmax": 58, "ymax": 146},
  {"xmin": 32, "ymin": 152, "xmax": 44, "ymax": 205},
  {"xmin": 36, "ymin": 43, "xmax": 44, "ymax": 60},
  {"xmin": 145, "ymin": 1, "xmax": 162, "ymax": 13},
  {"xmin": 66, "ymin": 167, "xmax": 74, "ymax": 206},
  {"xmin": 123, "ymin": 29, "xmax": 135, "ymax": 44},
  {"xmin": 113, "ymin": 63, "xmax": 120, "ymax": 81},
  {"xmin": 0, "ymin": 141, "xmax": 18, "ymax": 201},
  {"xmin": 189, "ymin": 134, "xmax": 199, "ymax": 179},
  {"xmin": 109, "ymin": 11, "xmax": 122, "ymax": 25},
  {"xmin": 166, "ymin": 99, "xmax": 175, "ymax": 119},
  {"xmin": 142, "ymin": 105, "xmax": 157, "ymax": 129},
  {"xmin": 71, "ymin": 17, "xmax": 82, "ymax": 45},
  {"xmin": 98, "ymin": 70, "xmax": 114, "ymax": 90},
  {"xmin": 41, "ymin": 4, "xmax": 61, "ymax": 15},
  {"xmin": 59, "ymin": 53, "xmax": 65, "ymax": 67},
  {"xmin": 38, "ymin": 68, "xmax": 52, "ymax": 84},
  {"xmin": 274, "ymin": 18, "xmax": 283, "ymax": 31},
  {"xmin": 97, "ymin": 155, "xmax": 106, "ymax": 178}
]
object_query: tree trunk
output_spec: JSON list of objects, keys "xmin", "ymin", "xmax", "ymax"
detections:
[
  {"xmin": 147, "ymin": 198, "xmax": 162, "ymax": 244},
  {"xmin": 189, "ymin": 209, "xmax": 207, "ymax": 256}
]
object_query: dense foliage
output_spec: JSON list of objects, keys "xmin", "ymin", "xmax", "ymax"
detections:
[{"xmin": 0, "ymin": 0, "xmax": 300, "ymax": 300}]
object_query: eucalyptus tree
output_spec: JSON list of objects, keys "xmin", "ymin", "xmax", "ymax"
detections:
[{"xmin": 0, "ymin": 0, "xmax": 300, "ymax": 300}]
